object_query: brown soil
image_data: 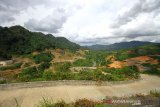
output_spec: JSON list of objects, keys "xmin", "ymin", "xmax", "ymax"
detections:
[
  {"xmin": 108, "ymin": 61, "xmax": 126, "ymax": 68},
  {"xmin": 0, "ymin": 69, "xmax": 21, "ymax": 77},
  {"xmin": 51, "ymin": 49, "xmax": 84, "ymax": 63},
  {"xmin": 108, "ymin": 55, "xmax": 159, "ymax": 69}
]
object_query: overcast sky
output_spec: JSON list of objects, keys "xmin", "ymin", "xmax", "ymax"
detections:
[{"xmin": 0, "ymin": 0, "xmax": 160, "ymax": 45}]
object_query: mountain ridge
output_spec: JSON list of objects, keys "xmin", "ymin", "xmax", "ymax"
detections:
[{"xmin": 86, "ymin": 41, "xmax": 159, "ymax": 51}]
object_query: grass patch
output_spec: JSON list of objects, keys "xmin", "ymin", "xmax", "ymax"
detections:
[
  {"xmin": 150, "ymin": 90, "xmax": 160, "ymax": 97},
  {"xmin": 42, "ymin": 66, "xmax": 139, "ymax": 81}
]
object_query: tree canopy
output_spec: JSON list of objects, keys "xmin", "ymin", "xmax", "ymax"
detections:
[{"xmin": 0, "ymin": 25, "xmax": 80, "ymax": 59}]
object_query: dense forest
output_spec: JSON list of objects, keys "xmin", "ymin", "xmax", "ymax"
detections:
[{"xmin": 0, "ymin": 25, "xmax": 80, "ymax": 60}]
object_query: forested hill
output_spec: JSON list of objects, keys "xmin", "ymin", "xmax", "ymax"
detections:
[
  {"xmin": 86, "ymin": 41, "xmax": 155, "ymax": 51},
  {"xmin": 0, "ymin": 25, "xmax": 80, "ymax": 59}
]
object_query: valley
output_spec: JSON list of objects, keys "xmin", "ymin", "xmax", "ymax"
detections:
[{"xmin": 0, "ymin": 26, "xmax": 160, "ymax": 107}]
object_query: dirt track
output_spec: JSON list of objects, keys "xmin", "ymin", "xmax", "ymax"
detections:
[{"xmin": 0, "ymin": 74, "xmax": 160, "ymax": 107}]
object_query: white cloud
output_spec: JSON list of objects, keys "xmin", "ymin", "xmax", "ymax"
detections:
[{"xmin": 0, "ymin": 0, "xmax": 160, "ymax": 45}]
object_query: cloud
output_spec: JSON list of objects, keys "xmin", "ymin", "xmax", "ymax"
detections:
[
  {"xmin": 0, "ymin": 0, "xmax": 160, "ymax": 45},
  {"xmin": 0, "ymin": 0, "xmax": 82, "ymax": 33},
  {"xmin": 112, "ymin": 0, "xmax": 160, "ymax": 28},
  {"xmin": 113, "ymin": 9, "xmax": 160, "ymax": 39},
  {"xmin": 0, "ymin": 14, "xmax": 15, "ymax": 24},
  {"xmin": 0, "ymin": 0, "xmax": 70, "ymax": 23},
  {"xmin": 24, "ymin": 8, "xmax": 68, "ymax": 33},
  {"xmin": 0, "ymin": 0, "xmax": 34, "ymax": 23}
]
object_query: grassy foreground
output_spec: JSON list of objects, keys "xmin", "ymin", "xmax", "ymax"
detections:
[{"xmin": 36, "ymin": 90, "xmax": 160, "ymax": 107}]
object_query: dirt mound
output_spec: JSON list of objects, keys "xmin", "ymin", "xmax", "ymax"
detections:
[
  {"xmin": 126, "ymin": 56, "xmax": 158, "ymax": 65},
  {"xmin": 108, "ymin": 61, "xmax": 126, "ymax": 68},
  {"xmin": 129, "ymin": 56, "xmax": 152, "ymax": 62}
]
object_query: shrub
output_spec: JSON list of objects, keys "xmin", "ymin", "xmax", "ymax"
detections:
[
  {"xmin": 0, "ymin": 50, "xmax": 12, "ymax": 60},
  {"xmin": 54, "ymin": 62, "xmax": 71, "ymax": 72},
  {"xmin": 115, "ymin": 51, "xmax": 138, "ymax": 61},
  {"xmin": 33, "ymin": 52, "xmax": 54, "ymax": 64},
  {"xmin": 38, "ymin": 62, "xmax": 51, "ymax": 71},
  {"xmin": 74, "ymin": 99, "xmax": 96, "ymax": 107},
  {"xmin": 150, "ymin": 90, "xmax": 160, "ymax": 97},
  {"xmin": 105, "ymin": 74, "xmax": 125, "ymax": 81},
  {"xmin": 115, "ymin": 53, "xmax": 129, "ymax": 61},
  {"xmin": 19, "ymin": 66, "xmax": 39, "ymax": 81},
  {"xmin": 144, "ymin": 69, "xmax": 160, "ymax": 76},
  {"xmin": 85, "ymin": 51, "xmax": 108, "ymax": 66},
  {"xmin": 120, "ymin": 66, "xmax": 139, "ymax": 79},
  {"xmin": 43, "ymin": 71, "xmax": 54, "ymax": 80},
  {"xmin": 77, "ymin": 70, "xmax": 95, "ymax": 80},
  {"xmin": 36, "ymin": 98, "xmax": 55, "ymax": 107},
  {"xmin": 0, "ymin": 79, "xmax": 7, "ymax": 84},
  {"xmin": 73, "ymin": 59, "xmax": 93, "ymax": 67},
  {"xmin": 54, "ymin": 100, "xmax": 68, "ymax": 107},
  {"xmin": 21, "ymin": 54, "xmax": 33, "ymax": 59},
  {"xmin": 36, "ymin": 98, "xmax": 69, "ymax": 107},
  {"xmin": 54, "ymin": 71, "xmax": 75, "ymax": 80},
  {"xmin": 142, "ymin": 63, "xmax": 160, "ymax": 76},
  {"xmin": 101, "ymin": 66, "xmax": 140, "ymax": 80}
]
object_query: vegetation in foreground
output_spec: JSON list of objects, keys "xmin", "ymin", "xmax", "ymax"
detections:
[
  {"xmin": 43, "ymin": 66, "xmax": 139, "ymax": 81},
  {"xmin": 37, "ymin": 98, "xmax": 99, "ymax": 107},
  {"xmin": 36, "ymin": 90, "xmax": 160, "ymax": 107}
]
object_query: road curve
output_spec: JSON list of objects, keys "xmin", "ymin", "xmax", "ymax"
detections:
[{"xmin": 0, "ymin": 74, "xmax": 160, "ymax": 107}]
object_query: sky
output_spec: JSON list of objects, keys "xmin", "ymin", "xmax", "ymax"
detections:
[{"xmin": 0, "ymin": 0, "xmax": 160, "ymax": 45}]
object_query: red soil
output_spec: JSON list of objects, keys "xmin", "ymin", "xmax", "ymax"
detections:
[{"xmin": 108, "ymin": 55, "xmax": 159, "ymax": 69}]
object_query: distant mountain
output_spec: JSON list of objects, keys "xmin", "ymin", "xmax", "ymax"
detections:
[
  {"xmin": 86, "ymin": 41, "xmax": 156, "ymax": 51},
  {"xmin": 0, "ymin": 25, "xmax": 80, "ymax": 59}
]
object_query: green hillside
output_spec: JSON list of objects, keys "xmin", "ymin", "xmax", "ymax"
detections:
[{"xmin": 0, "ymin": 25, "xmax": 80, "ymax": 60}]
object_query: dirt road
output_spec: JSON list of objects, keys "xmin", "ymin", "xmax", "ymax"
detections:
[{"xmin": 0, "ymin": 74, "xmax": 160, "ymax": 107}]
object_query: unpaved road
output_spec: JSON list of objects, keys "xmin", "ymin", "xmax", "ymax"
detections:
[{"xmin": 0, "ymin": 74, "xmax": 160, "ymax": 107}]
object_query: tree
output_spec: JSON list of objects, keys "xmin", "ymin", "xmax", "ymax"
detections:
[{"xmin": 33, "ymin": 52, "xmax": 54, "ymax": 64}]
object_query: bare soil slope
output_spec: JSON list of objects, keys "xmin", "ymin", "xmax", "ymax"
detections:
[{"xmin": 108, "ymin": 55, "xmax": 159, "ymax": 69}]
